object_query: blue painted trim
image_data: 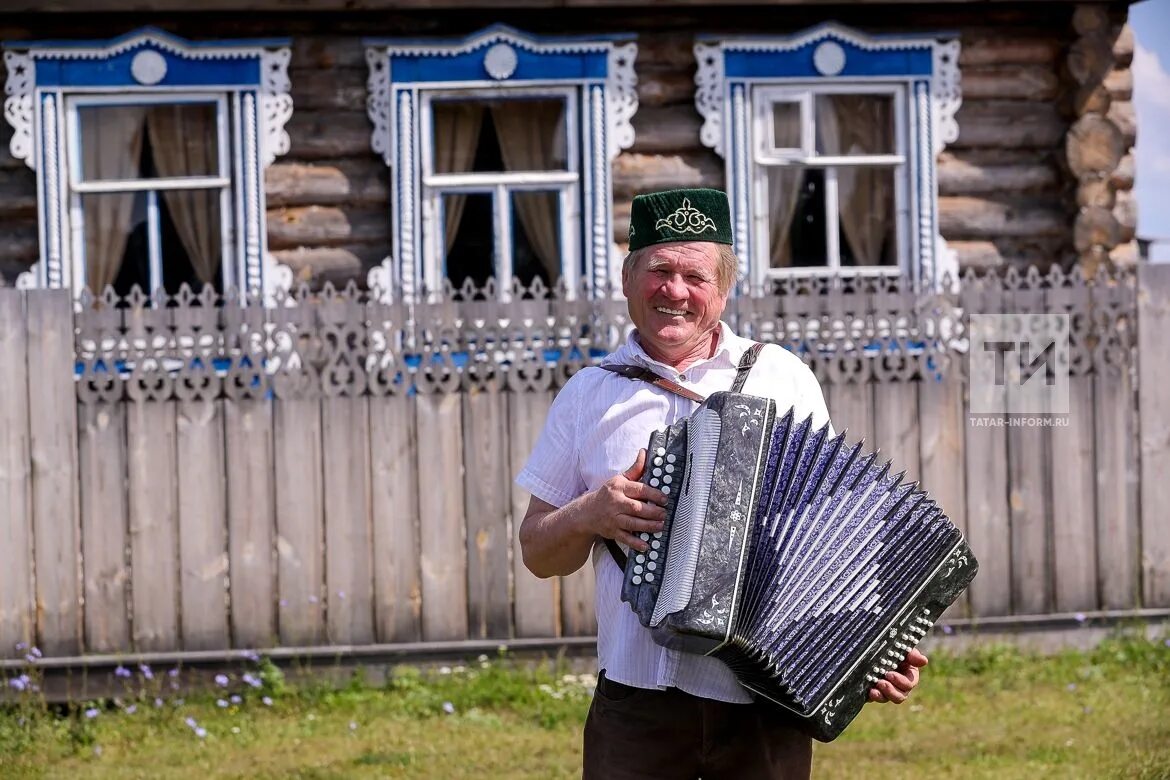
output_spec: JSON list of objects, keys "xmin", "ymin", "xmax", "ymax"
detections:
[
  {"xmin": 389, "ymin": 48, "xmax": 607, "ymax": 84},
  {"xmin": 35, "ymin": 52, "xmax": 261, "ymax": 88},
  {"xmin": 725, "ymin": 46, "xmax": 932, "ymax": 79},
  {"xmin": 694, "ymin": 22, "xmax": 958, "ymax": 46},
  {"xmin": 6, "ymin": 26, "xmax": 289, "ymax": 51}
]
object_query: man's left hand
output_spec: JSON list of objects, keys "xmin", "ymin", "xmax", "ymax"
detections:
[{"xmin": 867, "ymin": 648, "xmax": 927, "ymax": 704}]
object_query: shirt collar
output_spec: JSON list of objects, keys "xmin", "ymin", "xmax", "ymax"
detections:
[{"xmin": 604, "ymin": 322, "xmax": 751, "ymax": 377}]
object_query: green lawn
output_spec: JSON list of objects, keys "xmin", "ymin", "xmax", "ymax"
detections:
[{"xmin": 2, "ymin": 631, "xmax": 1168, "ymax": 779}]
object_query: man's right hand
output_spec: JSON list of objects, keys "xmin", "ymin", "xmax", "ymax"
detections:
[{"xmin": 583, "ymin": 449, "xmax": 667, "ymax": 552}]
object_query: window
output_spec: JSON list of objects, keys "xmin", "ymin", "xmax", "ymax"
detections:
[
  {"xmin": 4, "ymin": 28, "xmax": 294, "ymax": 301},
  {"xmin": 366, "ymin": 25, "xmax": 638, "ymax": 301},
  {"xmin": 695, "ymin": 24, "xmax": 961, "ymax": 287}
]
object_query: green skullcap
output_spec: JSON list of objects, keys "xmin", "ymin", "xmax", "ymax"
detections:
[{"xmin": 627, "ymin": 188, "xmax": 733, "ymax": 251}]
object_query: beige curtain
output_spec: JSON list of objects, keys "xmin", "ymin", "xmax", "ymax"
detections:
[
  {"xmin": 815, "ymin": 96, "xmax": 893, "ymax": 266},
  {"xmin": 766, "ymin": 100, "xmax": 806, "ymax": 268},
  {"xmin": 491, "ymin": 100, "xmax": 563, "ymax": 280},
  {"xmin": 433, "ymin": 102, "xmax": 485, "ymax": 252},
  {"xmin": 146, "ymin": 105, "xmax": 221, "ymax": 285},
  {"xmin": 81, "ymin": 106, "xmax": 147, "ymax": 291}
]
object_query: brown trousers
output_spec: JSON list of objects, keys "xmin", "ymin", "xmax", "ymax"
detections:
[{"xmin": 583, "ymin": 671, "xmax": 812, "ymax": 780}]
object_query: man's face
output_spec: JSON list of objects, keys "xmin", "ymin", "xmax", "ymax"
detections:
[{"xmin": 622, "ymin": 241, "xmax": 728, "ymax": 366}]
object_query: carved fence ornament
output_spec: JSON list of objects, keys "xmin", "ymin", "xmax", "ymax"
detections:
[{"xmin": 72, "ymin": 267, "xmax": 1137, "ymax": 404}]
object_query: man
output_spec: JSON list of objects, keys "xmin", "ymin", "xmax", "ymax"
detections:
[{"xmin": 516, "ymin": 188, "xmax": 926, "ymax": 779}]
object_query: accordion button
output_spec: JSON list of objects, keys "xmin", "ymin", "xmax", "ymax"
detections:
[
  {"xmin": 650, "ymin": 478, "xmax": 660, "ymax": 487},
  {"xmin": 651, "ymin": 539, "xmax": 661, "ymax": 548},
  {"xmin": 665, "ymin": 465, "xmax": 674, "ymax": 473},
  {"xmin": 634, "ymin": 565, "xmax": 643, "ymax": 574},
  {"xmin": 632, "ymin": 575, "xmax": 642, "ymax": 585},
  {"xmin": 649, "ymin": 551, "xmax": 658, "ymax": 560},
  {"xmin": 648, "ymin": 562, "xmax": 657, "ymax": 571},
  {"xmin": 652, "ymin": 468, "xmax": 663, "ymax": 477},
  {"xmin": 663, "ymin": 475, "xmax": 672, "ymax": 484},
  {"xmin": 645, "ymin": 573, "xmax": 655, "ymax": 582},
  {"xmin": 662, "ymin": 487, "xmax": 671, "ymax": 495},
  {"xmin": 640, "ymin": 533, "xmax": 650, "ymax": 541},
  {"xmin": 635, "ymin": 554, "xmax": 646, "ymax": 563},
  {"xmin": 666, "ymin": 454, "xmax": 676, "ymax": 463},
  {"xmin": 656, "ymin": 447, "xmax": 666, "ymax": 457}
]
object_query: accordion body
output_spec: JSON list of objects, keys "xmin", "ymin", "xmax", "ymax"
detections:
[{"xmin": 621, "ymin": 391, "xmax": 977, "ymax": 741}]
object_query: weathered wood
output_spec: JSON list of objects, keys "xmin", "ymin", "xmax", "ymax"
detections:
[
  {"xmin": 176, "ymin": 400, "xmax": 230, "ymax": 651},
  {"xmin": 950, "ymin": 240, "xmax": 1005, "ymax": 270},
  {"xmin": 1138, "ymin": 264, "xmax": 1170, "ymax": 607},
  {"xmin": 322, "ymin": 396, "xmax": 375, "ymax": 644},
  {"xmin": 939, "ymin": 196, "xmax": 1066, "ymax": 239},
  {"xmin": 1074, "ymin": 206, "xmax": 1122, "ymax": 253},
  {"xmin": 1072, "ymin": 4, "xmax": 1111, "ymax": 36},
  {"xmin": 369, "ymin": 394, "xmax": 423, "ymax": 643},
  {"xmin": 1113, "ymin": 190, "xmax": 1136, "ymax": 242},
  {"xmin": 1076, "ymin": 179, "xmax": 1115, "ymax": 210},
  {"xmin": 1106, "ymin": 100, "xmax": 1136, "ymax": 145},
  {"xmin": 1068, "ymin": 33, "xmax": 1115, "ymax": 86},
  {"xmin": 268, "ymin": 205, "xmax": 390, "ymax": 249},
  {"xmin": 1006, "ymin": 411, "xmax": 1051, "ymax": 615},
  {"xmin": 1103, "ymin": 67, "xmax": 1132, "ymax": 100},
  {"xmin": 1112, "ymin": 23, "xmax": 1134, "ymax": 67},
  {"xmin": 126, "ymin": 401, "xmax": 179, "ymax": 652},
  {"xmin": 965, "ymin": 415, "xmax": 1012, "ymax": 616},
  {"xmin": 960, "ymin": 64, "xmax": 1059, "ymax": 101},
  {"xmin": 508, "ymin": 391, "xmax": 559, "ymax": 638},
  {"xmin": 1095, "ymin": 370, "xmax": 1139, "ymax": 608},
  {"xmin": 613, "ymin": 151, "xmax": 723, "ymax": 199},
  {"xmin": 25, "ymin": 291, "xmax": 82, "ymax": 656},
  {"xmin": 265, "ymin": 161, "xmax": 389, "ymax": 208},
  {"xmin": 637, "ymin": 68, "xmax": 698, "ymax": 107},
  {"xmin": 274, "ymin": 399, "xmax": 327, "ymax": 646},
  {"xmin": 284, "ymin": 111, "xmax": 374, "ymax": 160},
  {"xmin": 1073, "ymin": 82, "xmax": 1112, "ymax": 116},
  {"xmin": 1051, "ymin": 376, "xmax": 1098, "ymax": 612},
  {"xmin": 953, "ymin": 101, "xmax": 1065, "ymax": 149},
  {"xmin": 937, "ymin": 154, "xmax": 1058, "ymax": 195},
  {"xmin": 1109, "ymin": 153, "xmax": 1134, "ymax": 191},
  {"xmin": 463, "ymin": 389, "xmax": 512, "ymax": 639},
  {"xmin": 959, "ymin": 35, "xmax": 1062, "ymax": 67},
  {"xmin": 291, "ymin": 36, "xmax": 368, "ymax": 70},
  {"xmin": 630, "ymin": 105, "xmax": 703, "ymax": 154},
  {"xmin": 269, "ymin": 245, "xmax": 380, "ymax": 286},
  {"xmin": 636, "ymin": 31, "xmax": 700, "ymax": 70},
  {"xmin": 77, "ymin": 404, "xmax": 128, "ymax": 654},
  {"xmin": 0, "ymin": 221, "xmax": 38, "ymax": 267},
  {"xmin": 872, "ymin": 382, "xmax": 920, "ymax": 484},
  {"xmin": 1109, "ymin": 240, "xmax": 1138, "ymax": 267},
  {"xmin": 828, "ymin": 381, "xmax": 874, "ymax": 451},
  {"xmin": 224, "ymin": 399, "xmax": 277, "ymax": 648},
  {"xmin": 918, "ymin": 371, "xmax": 968, "ymax": 618},
  {"xmin": 0, "ymin": 290, "xmax": 34, "ymax": 655},
  {"xmin": 290, "ymin": 68, "xmax": 369, "ymax": 111},
  {"xmin": 1066, "ymin": 113, "xmax": 1125, "ymax": 179},
  {"xmin": 0, "ymin": 169, "xmax": 36, "ymax": 215},
  {"xmin": 416, "ymin": 393, "xmax": 469, "ymax": 641}
]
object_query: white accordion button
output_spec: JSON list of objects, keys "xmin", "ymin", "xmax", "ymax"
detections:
[
  {"xmin": 662, "ymin": 475, "xmax": 672, "ymax": 484},
  {"xmin": 656, "ymin": 447, "xmax": 666, "ymax": 456},
  {"xmin": 635, "ymin": 554, "xmax": 646, "ymax": 563},
  {"xmin": 666, "ymin": 454, "xmax": 676, "ymax": 463},
  {"xmin": 632, "ymin": 575, "xmax": 642, "ymax": 585},
  {"xmin": 651, "ymin": 539, "xmax": 661, "ymax": 548},
  {"xmin": 648, "ymin": 551, "xmax": 658, "ymax": 560},
  {"xmin": 650, "ymin": 478, "xmax": 660, "ymax": 487},
  {"xmin": 652, "ymin": 468, "xmax": 663, "ymax": 477},
  {"xmin": 640, "ymin": 533, "xmax": 649, "ymax": 541},
  {"xmin": 662, "ymin": 487, "xmax": 670, "ymax": 495},
  {"xmin": 645, "ymin": 573, "xmax": 654, "ymax": 582},
  {"xmin": 647, "ymin": 562, "xmax": 657, "ymax": 571},
  {"xmin": 665, "ymin": 464, "xmax": 674, "ymax": 473},
  {"xmin": 634, "ymin": 565, "xmax": 643, "ymax": 574}
]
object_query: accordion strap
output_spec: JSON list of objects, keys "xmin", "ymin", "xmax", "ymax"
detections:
[{"xmin": 597, "ymin": 341, "xmax": 765, "ymax": 571}]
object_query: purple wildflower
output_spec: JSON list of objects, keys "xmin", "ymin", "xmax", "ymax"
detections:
[
  {"xmin": 262, "ymin": 696, "xmax": 273, "ymax": 706},
  {"xmin": 230, "ymin": 695, "xmax": 241, "ymax": 704},
  {"xmin": 214, "ymin": 674, "xmax": 229, "ymax": 687},
  {"xmin": 442, "ymin": 701, "xmax": 455, "ymax": 715},
  {"xmin": 1163, "ymin": 638, "xmax": 1170, "ymax": 648},
  {"xmin": 170, "ymin": 681, "xmax": 180, "ymax": 690},
  {"xmin": 195, "ymin": 727, "xmax": 207, "ymax": 739},
  {"xmin": 9, "ymin": 678, "xmax": 27, "ymax": 692},
  {"xmin": 245, "ymin": 651, "xmax": 260, "ymax": 663},
  {"xmin": 242, "ymin": 673, "xmax": 261, "ymax": 688},
  {"xmin": 1074, "ymin": 612, "xmax": 1086, "ymax": 623},
  {"xmin": 124, "ymin": 704, "xmax": 137, "ymax": 715},
  {"xmin": 154, "ymin": 698, "xmax": 164, "ymax": 708},
  {"xmin": 139, "ymin": 663, "xmax": 153, "ymax": 679},
  {"xmin": 24, "ymin": 653, "xmax": 37, "ymax": 664},
  {"xmin": 85, "ymin": 707, "xmax": 100, "ymax": 719},
  {"xmin": 185, "ymin": 717, "xmax": 198, "ymax": 728},
  {"xmin": 15, "ymin": 642, "xmax": 26, "ymax": 651},
  {"xmin": 30, "ymin": 647, "xmax": 41, "ymax": 658},
  {"xmin": 114, "ymin": 665, "xmax": 131, "ymax": 679},
  {"xmin": 168, "ymin": 667, "xmax": 180, "ymax": 678},
  {"xmin": 216, "ymin": 699, "xmax": 229, "ymax": 708},
  {"xmin": 942, "ymin": 624, "xmax": 954, "ymax": 635}
]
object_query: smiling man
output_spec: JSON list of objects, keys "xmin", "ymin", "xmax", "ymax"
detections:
[{"xmin": 516, "ymin": 188, "xmax": 926, "ymax": 779}]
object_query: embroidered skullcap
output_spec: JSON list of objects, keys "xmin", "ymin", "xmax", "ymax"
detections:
[{"xmin": 627, "ymin": 188, "xmax": 733, "ymax": 251}]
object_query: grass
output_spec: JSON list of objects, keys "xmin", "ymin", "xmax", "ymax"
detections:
[{"xmin": 1, "ymin": 631, "xmax": 1168, "ymax": 779}]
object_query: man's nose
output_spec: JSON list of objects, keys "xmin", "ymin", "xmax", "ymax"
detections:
[{"xmin": 659, "ymin": 274, "xmax": 687, "ymax": 298}]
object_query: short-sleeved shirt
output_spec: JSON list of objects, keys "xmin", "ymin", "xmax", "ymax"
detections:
[{"xmin": 515, "ymin": 322, "xmax": 832, "ymax": 703}]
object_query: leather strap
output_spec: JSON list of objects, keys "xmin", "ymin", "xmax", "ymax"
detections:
[{"xmin": 598, "ymin": 342, "xmax": 765, "ymax": 571}]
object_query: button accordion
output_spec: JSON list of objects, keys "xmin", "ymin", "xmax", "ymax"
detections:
[{"xmin": 621, "ymin": 391, "xmax": 977, "ymax": 741}]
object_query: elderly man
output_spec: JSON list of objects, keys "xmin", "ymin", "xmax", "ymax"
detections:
[{"xmin": 516, "ymin": 188, "xmax": 925, "ymax": 779}]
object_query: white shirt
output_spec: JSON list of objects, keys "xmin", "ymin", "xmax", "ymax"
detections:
[{"xmin": 515, "ymin": 322, "xmax": 832, "ymax": 703}]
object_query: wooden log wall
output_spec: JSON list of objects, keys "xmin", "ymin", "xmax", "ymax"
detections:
[{"xmin": 0, "ymin": 4, "xmax": 1140, "ymax": 287}]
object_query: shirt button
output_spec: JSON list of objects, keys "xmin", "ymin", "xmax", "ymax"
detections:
[{"xmin": 679, "ymin": 375, "xmax": 687, "ymax": 381}]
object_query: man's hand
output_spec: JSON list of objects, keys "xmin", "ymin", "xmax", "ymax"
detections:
[
  {"xmin": 582, "ymin": 449, "xmax": 667, "ymax": 552},
  {"xmin": 867, "ymin": 648, "xmax": 928, "ymax": 704}
]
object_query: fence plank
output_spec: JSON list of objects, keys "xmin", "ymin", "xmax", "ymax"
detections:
[
  {"xmin": 370, "ymin": 394, "xmax": 422, "ymax": 643},
  {"xmin": 176, "ymin": 400, "xmax": 229, "ymax": 650},
  {"xmin": 1095, "ymin": 370, "xmax": 1140, "ymax": 608},
  {"xmin": 322, "ymin": 396, "xmax": 375, "ymax": 644},
  {"xmin": 1051, "ymin": 377, "xmax": 1098, "ymax": 612},
  {"xmin": 224, "ymin": 399, "xmax": 276, "ymax": 648},
  {"xmin": 828, "ymin": 380, "xmax": 874, "ymax": 448},
  {"xmin": 416, "ymin": 393, "xmax": 469, "ymax": 641},
  {"xmin": 965, "ymin": 415, "xmax": 1012, "ymax": 616},
  {"xmin": 918, "ymin": 372, "xmax": 968, "ymax": 619},
  {"xmin": 873, "ymin": 382, "xmax": 920, "ymax": 483},
  {"xmin": 127, "ymin": 401, "xmax": 180, "ymax": 651},
  {"xmin": 508, "ymin": 391, "xmax": 559, "ymax": 638},
  {"xmin": 463, "ymin": 389, "xmax": 512, "ymax": 640},
  {"xmin": 274, "ymin": 399, "xmax": 326, "ymax": 646},
  {"xmin": 0, "ymin": 289, "xmax": 34, "ymax": 656},
  {"xmin": 1139, "ymin": 265, "xmax": 1170, "ymax": 607},
  {"xmin": 78, "ymin": 403, "xmax": 129, "ymax": 653},
  {"xmin": 25, "ymin": 290, "xmax": 82, "ymax": 655},
  {"xmin": 1007, "ymin": 415, "xmax": 1052, "ymax": 615}
]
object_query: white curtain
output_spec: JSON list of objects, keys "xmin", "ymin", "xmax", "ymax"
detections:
[
  {"xmin": 80, "ymin": 106, "xmax": 147, "ymax": 291},
  {"xmin": 815, "ymin": 96, "xmax": 893, "ymax": 266},
  {"xmin": 491, "ymin": 100, "xmax": 563, "ymax": 281},
  {"xmin": 146, "ymin": 105, "xmax": 221, "ymax": 285},
  {"xmin": 433, "ymin": 102, "xmax": 485, "ymax": 252}
]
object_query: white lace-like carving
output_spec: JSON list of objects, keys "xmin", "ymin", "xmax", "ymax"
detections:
[
  {"xmin": 694, "ymin": 42, "xmax": 725, "ymax": 157},
  {"xmin": 607, "ymin": 42, "xmax": 638, "ymax": 158},
  {"xmin": 3, "ymin": 51, "xmax": 35, "ymax": 169},
  {"xmin": 260, "ymin": 48, "xmax": 293, "ymax": 168},
  {"xmin": 365, "ymin": 46, "xmax": 393, "ymax": 167},
  {"xmin": 932, "ymin": 39, "xmax": 962, "ymax": 152}
]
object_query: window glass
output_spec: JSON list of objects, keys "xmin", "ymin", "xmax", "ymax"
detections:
[
  {"xmin": 79, "ymin": 102, "xmax": 219, "ymax": 181},
  {"xmin": 443, "ymin": 192, "xmax": 494, "ymax": 287},
  {"xmin": 814, "ymin": 94, "xmax": 894, "ymax": 156},
  {"xmin": 432, "ymin": 98, "xmax": 567, "ymax": 173},
  {"xmin": 837, "ymin": 166, "xmax": 897, "ymax": 267},
  {"xmin": 771, "ymin": 101, "xmax": 802, "ymax": 149},
  {"xmin": 512, "ymin": 191, "xmax": 561, "ymax": 286}
]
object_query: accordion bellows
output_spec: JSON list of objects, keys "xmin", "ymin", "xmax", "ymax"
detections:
[{"xmin": 621, "ymin": 391, "xmax": 978, "ymax": 742}]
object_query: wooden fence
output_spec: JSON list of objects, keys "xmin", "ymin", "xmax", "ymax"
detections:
[{"xmin": 0, "ymin": 265, "xmax": 1168, "ymax": 662}]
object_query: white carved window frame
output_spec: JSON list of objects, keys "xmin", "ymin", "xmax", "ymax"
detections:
[
  {"xmin": 364, "ymin": 24, "xmax": 638, "ymax": 301},
  {"xmin": 694, "ymin": 23, "xmax": 961, "ymax": 288},
  {"xmin": 2, "ymin": 27, "xmax": 295, "ymax": 302}
]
